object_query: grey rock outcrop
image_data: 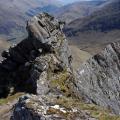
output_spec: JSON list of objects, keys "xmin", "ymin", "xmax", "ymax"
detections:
[
  {"xmin": 0, "ymin": 13, "xmax": 73, "ymax": 97},
  {"xmin": 76, "ymin": 42, "xmax": 120, "ymax": 114}
]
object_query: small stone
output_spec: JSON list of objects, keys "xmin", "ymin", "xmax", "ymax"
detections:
[{"xmin": 51, "ymin": 105, "xmax": 60, "ymax": 109}]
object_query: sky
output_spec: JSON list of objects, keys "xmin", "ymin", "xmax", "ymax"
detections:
[{"xmin": 59, "ymin": 0, "xmax": 93, "ymax": 4}]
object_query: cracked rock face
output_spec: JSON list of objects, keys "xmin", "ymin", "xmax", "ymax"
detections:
[
  {"xmin": 76, "ymin": 42, "xmax": 120, "ymax": 114},
  {"xmin": 0, "ymin": 13, "xmax": 72, "ymax": 97}
]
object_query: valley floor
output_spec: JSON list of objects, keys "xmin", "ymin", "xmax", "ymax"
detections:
[{"xmin": 68, "ymin": 30, "xmax": 120, "ymax": 55}]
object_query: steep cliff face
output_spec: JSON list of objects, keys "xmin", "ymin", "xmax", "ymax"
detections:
[
  {"xmin": 76, "ymin": 41, "xmax": 120, "ymax": 114},
  {"xmin": 0, "ymin": 13, "xmax": 73, "ymax": 97}
]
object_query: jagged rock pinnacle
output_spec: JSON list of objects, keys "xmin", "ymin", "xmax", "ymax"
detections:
[
  {"xmin": 9, "ymin": 13, "xmax": 92, "ymax": 120},
  {"xmin": 0, "ymin": 12, "xmax": 72, "ymax": 97}
]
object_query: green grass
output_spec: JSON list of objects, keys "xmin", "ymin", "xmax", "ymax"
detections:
[
  {"xmin": 0, "ymin": 93, "xmax": 24, "ymax": 105},
  {"xmin": 50, "ymin": 70, "xmax": 71, "ymax": 96}
]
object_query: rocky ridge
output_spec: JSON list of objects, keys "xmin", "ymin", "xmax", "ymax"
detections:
[
  {"xmin": 0, "ymin": 12, "xmax": 95, "ymax": 120},
  {"xmin": 76, "ymin": 41, "xmax": 120, "ymax": 115},
  {"xmin": 0, "ymin": 13, "xmax": 119, "ymax": 120}
]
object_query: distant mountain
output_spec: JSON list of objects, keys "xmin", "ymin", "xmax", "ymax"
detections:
[
  {"xmin": 0, "ymin": 0, "xmax": 61, "ymax": 41},
  {"xmin": 65, "ymin": 0, "xmax": 120, "ymax": 54},
  {"xmin": 53, "ymin": 0, "xmax": 106, "ymax": 23},
  {"xmin": 26, "ymin": 5, "xmax": 59, "ymax": 17}
]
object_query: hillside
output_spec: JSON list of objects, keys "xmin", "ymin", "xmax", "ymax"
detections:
[
  {"xmin": 65, "ymin": 0, "xmax": 120, "ymax": 54},
  {"xmin": 53, "ymin": 0, "xmax": 106, "ymax": 23},
  {"xmin": 0, "ymin": 0, "xmax": 61, "ymax": 40},
  {"xmin": 70, "ymin": 45, "xmax": 91, "ymax": 70}
]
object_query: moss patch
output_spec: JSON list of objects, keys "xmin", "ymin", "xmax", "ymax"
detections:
[{"xmin": 50, "ymin": 71, "xmax": 72, "ymax": 96}]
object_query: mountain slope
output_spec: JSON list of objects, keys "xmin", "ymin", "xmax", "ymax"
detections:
[
  {"xmin": 70, "ymin": 45, "xmax": 91, "ymax": 70},
  {"xmin": 65, "ymin": 0, "xmax": 120, "ymax": 54},
  {"xmin": 76, "ymin": 41, "xmax": 120, "ymax": 114},
  {"xmin": 53, "ymin": 0, "xmax": 106, "ymax": 23},
  {"xmin": 0, "ymin": 0, "xmax": 61, "ymax": 40}
]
